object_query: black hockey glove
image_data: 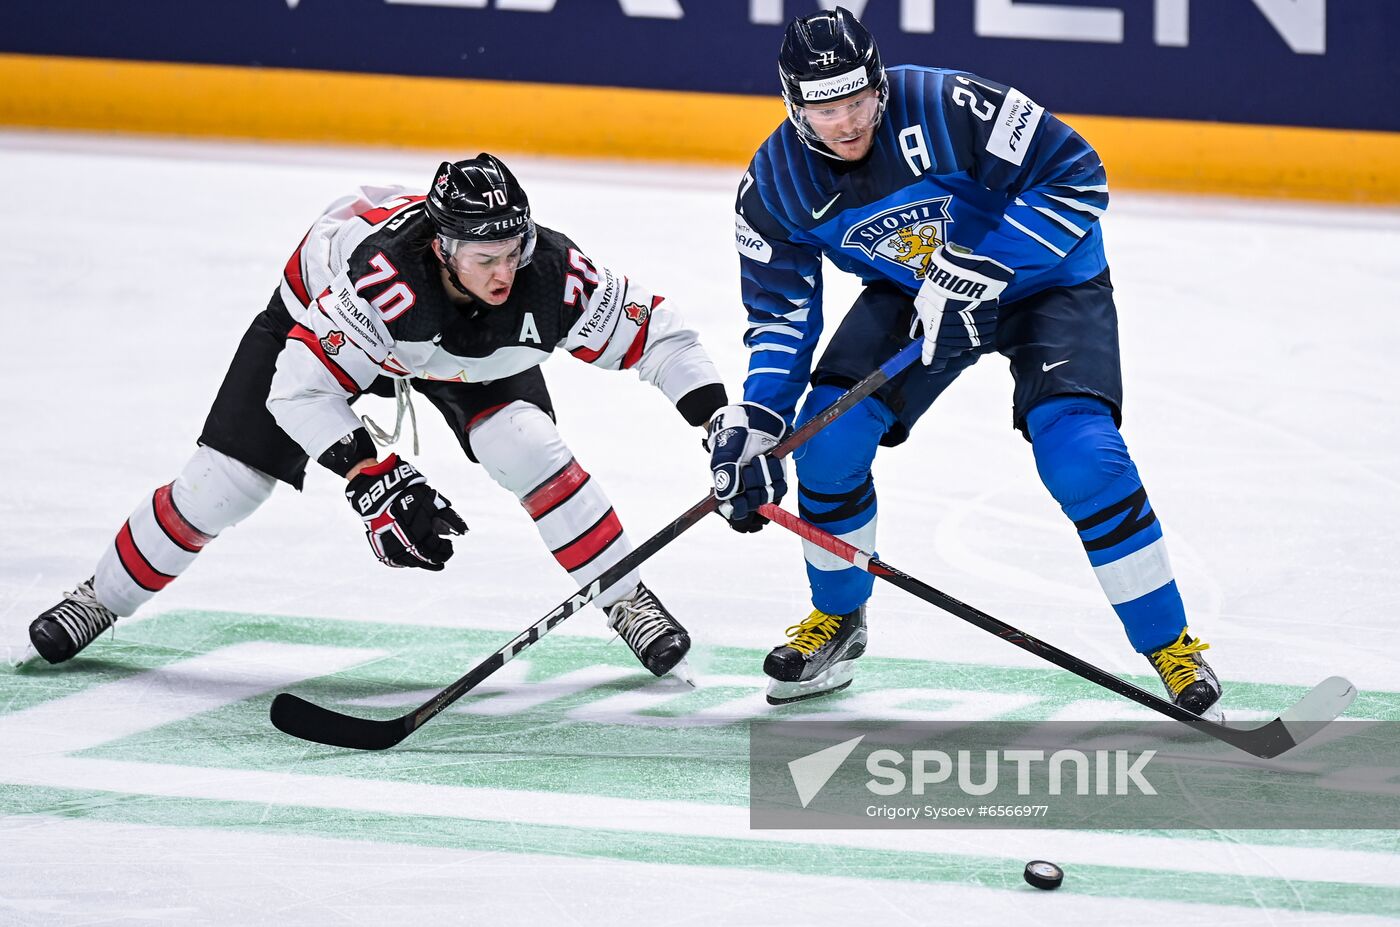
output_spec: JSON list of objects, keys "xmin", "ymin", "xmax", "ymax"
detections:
[
  {"xmin": 345, "ymin": 454, "xmax": 468, "ymax": 570},
  {"xmin": 910, "ymin": 242, "xmax": 1014, "ymax": 368},
  {"xmin": 705, "ymin": 402, "xmax": 788, "ymax": 533}
]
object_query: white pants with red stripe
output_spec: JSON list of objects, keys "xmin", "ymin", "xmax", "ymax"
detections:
[
  {"xmin": 470, "ymin": 401, "xmax": 641, "ymax": 609},
  {"xmin": 94, "ymin": 446, "xmax": 277, "ymax": 616}
]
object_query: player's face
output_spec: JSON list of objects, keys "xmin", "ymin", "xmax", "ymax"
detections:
[
  {"xmin": 442, "ymin": 237, "xmax": 525, "ymax": 304},
  {"xmin": 800, "ymin": 88, "xmax": 880, "ymax": 160}
]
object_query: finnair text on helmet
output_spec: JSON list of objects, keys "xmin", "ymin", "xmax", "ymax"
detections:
[
  {"xmin": 799, "ymin": 67, "xmax": 869, "ymax": 101},
  {"xmin": 866, "ymin": 748, "xmax": 1158, "ymax": 796}
]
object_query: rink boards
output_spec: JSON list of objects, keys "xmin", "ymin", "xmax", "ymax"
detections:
[{"xmin": 4, "ymin": 1, "xmax": 1400, "ymax": 202}]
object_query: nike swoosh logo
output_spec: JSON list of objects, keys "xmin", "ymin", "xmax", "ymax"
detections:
[
  {"xmin": 1042, "ymin": 360, "xmax": 1070, "ymax": 372},
  {"xmin": 811, "ymin": 193, "xmax": 842, "ymax": 220}
]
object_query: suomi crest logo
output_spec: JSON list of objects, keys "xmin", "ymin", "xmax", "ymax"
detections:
[{"xmin": 840, "ymin": 197, "xmax": 954, "ymax": 281}]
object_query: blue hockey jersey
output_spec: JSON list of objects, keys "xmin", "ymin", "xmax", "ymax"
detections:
[{"xmin": 736, "ymin": 65, "xmax": 1110, "ymax": 421}]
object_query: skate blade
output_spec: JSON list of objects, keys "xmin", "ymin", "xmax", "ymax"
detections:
[
  {"xmin": 9, "ymin": 644, "xmax": 46, "ymax": 669},
  {"xmin": 766, "ymin": 659, "xmax": 857, "ymax": 705},
  {"xmin": 668, "ymin": 656, "xmax": 698, "ymax": 688},
  {"xmin": 1198, "ymin": 702, "xmax": 1226, "ymax": 725}
]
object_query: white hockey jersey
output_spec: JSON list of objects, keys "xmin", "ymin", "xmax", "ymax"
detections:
[{"xmin": 265, "ymin": 186, "xmax": 725, "ymax": 460}]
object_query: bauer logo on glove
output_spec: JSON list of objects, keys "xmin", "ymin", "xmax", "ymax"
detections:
[
  {"xmin": 353, "ymin": 460, "xmax": 421, "ymax": 514},
  {"xmin": 345, "ymin": 454, "xmax": 468, "ymax": 570}
]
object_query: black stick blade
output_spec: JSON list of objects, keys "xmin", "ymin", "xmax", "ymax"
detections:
[{"xmin": 270, "ymin": 693, "xmax": 411, "ymax": 751}]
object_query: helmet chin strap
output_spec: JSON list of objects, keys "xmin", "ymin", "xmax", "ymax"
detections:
[
  {"xmin": 434, "ymin": 245, "xmax": 478, "ymax": 300},
  {"xmin": 804, "ymin": 137, "xmax": 849, "ymax": 162},
  {"xmin": 445, "ymin": 267, "xmax": 476, "ymax": 299}
]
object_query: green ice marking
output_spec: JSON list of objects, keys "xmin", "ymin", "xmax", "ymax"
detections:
[
  {"xmin": 33, "ymin": 608, "xmax": 1376, "ymax": 811},
  {"xmin": 9, "ymin": 607, "xmax": 1396, "ymax": 720},
  {"xmin": 1, "ymin": 785, "xmax": 1398, "ymax": 918},
  {"xmin": 5, "ymin": 608, "xmax": 1399, "ymax": 858}
]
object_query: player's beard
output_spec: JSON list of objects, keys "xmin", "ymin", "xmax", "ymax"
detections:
[{"xmin": 827, "ymin": 130, "xmax": 875, "ymax": 161}]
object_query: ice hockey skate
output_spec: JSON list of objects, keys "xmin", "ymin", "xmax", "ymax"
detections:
[
  {"xmin": 26, "ymin": 578, "xmax": 119, "ymax": 665},
  {"xmin": 606, "ymin": 583, "xmax": 693, "ymax": 681},
  {"xmin": 1146, "ymin": 629, "xmax": 1224, "ymax": 723},
  {"xmin": 764, "ymin": 605, "xmax": 867, "ymax": 704}
]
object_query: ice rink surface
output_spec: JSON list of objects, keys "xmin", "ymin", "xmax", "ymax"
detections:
[{"xmin": 2, "ymin": 130, "xmax": 1399, "ymax": 924}]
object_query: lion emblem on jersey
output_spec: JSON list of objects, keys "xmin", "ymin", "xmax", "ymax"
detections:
[
  {"xmin": 841, "ymin": 196, "xmax": 954, "ymax": 281},
  {"xmin": 320, "ymin": 330, "xmax": 346, "ymax": 355},
  {"xmin": 891, "ymin": 226, "xmax": 944, "ymax": 279},
  {"xmin": 623, "ymin": 300, "xmax": 650, "ymax": 325}
]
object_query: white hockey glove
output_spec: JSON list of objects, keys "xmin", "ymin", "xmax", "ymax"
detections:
[
  {"xmin": 705, "ymin": 402, "xmax": 788, "ymax": 533},
  {"xmin": 910, "ymin": 243, "xmax": 1015, "ymax": 367},
  {"xmin": 345, "ymin": 454, "xmax": 468, "ymax": 570}
]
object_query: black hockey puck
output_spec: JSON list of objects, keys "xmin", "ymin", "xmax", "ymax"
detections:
[{"xmin": 1023, "ymin": 860, "xmax": 1064, "ymax": 890}]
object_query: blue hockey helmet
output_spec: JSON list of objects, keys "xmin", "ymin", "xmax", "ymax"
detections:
[{"xmin": 778, "ymin": 6, "xmax": 887, "ymax": 150}]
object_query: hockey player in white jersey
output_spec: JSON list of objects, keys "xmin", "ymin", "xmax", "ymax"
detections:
[{"xmin": 27, "ymin": 154, "xmax": 728, "ymax": 678}]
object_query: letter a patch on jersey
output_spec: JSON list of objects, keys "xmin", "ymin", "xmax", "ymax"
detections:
[{"xmin": 519, "ymin": 312, "xmax": 542, "ymax": 344}]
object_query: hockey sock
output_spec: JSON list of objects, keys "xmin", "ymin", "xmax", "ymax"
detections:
[
  {"xmin": 472, "ymin": 401, "xmax": 639, "ymax": 608},
  {"xmin": 93, "ymin": 447, "xmax": 277, "ymax": 616},
  {"xmin": 1027, "ymin": 396, "xmax": 1187, "ymax": 653},
  {"xmin": 794, "ymin": 386, "xmax": 895, "ymax": 615}
]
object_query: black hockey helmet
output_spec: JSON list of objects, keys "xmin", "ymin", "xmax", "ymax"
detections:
[
  {"xmin": 426, "ymin": 153, "xmax": 536, "ymax": 267},
  {"xmin": 778, "ymin": 7, "xmax": 887, "ymax": 150}
]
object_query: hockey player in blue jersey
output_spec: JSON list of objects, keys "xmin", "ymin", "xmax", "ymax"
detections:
[{"xmin": 704, "ymin": 7, "xmax": 1223, "ymax": 718}]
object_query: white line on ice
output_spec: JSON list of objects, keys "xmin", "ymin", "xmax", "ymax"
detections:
[{"xmin": 2, "ymin": 645, "xmax": 1397, "ymax": 893}]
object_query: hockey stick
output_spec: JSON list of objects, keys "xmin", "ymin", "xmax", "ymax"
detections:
[
  {"xmin": 759, "ymin": 503, "xmax": 1356, "ymax": 759},
  {"xmin": 269, "ymin": 339, "xmax": 924, "ymax": 750}
]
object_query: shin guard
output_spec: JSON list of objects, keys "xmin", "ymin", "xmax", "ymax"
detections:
[
  {"xmin": 471, "ymin": 401, "xmax": 640, "ymax": 608},
  {"xmin": 1027, "ymin": 396, "xmax": 1186, "ymax": 653},
  {"xmin": 794, "ymin": 386, "xmax": 894, "ymax": 616},
  {"xmin": 94, "ymin": 447, "xmax": 277, "ymax": 616}
]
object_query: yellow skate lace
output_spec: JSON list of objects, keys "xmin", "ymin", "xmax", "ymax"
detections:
[
  {"xmin": 782, "ymin": 610, "xmax": 844, "ymax": 656},
  {"xmin": 1151, "ymin": 630, "xmax": 1211, "ymax": 695}
]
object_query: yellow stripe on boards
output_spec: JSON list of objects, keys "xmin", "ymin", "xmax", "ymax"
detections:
[
  {"xmin": 1069, "ymin": 114, "xmax": 1400, "ymax": 204},
  {"xmin": 0, "ymin": 53, "xmax": 783, "ymax": 165},
  {"xmin": 2, "ymin": 53, "xmax": 1398, "ymax": 204}
]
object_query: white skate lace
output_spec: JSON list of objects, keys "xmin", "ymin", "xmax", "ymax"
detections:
[
  {"xmin": 49, "ymin": 582, "xmax": 117, "ymax": 648},
  {"xmin": 362, "ymin": 378, "xmax": 420, "ymax": 454},
  {"xmin": 608, "ymin": 590, "xmax": 677, "ymax": 658}
]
